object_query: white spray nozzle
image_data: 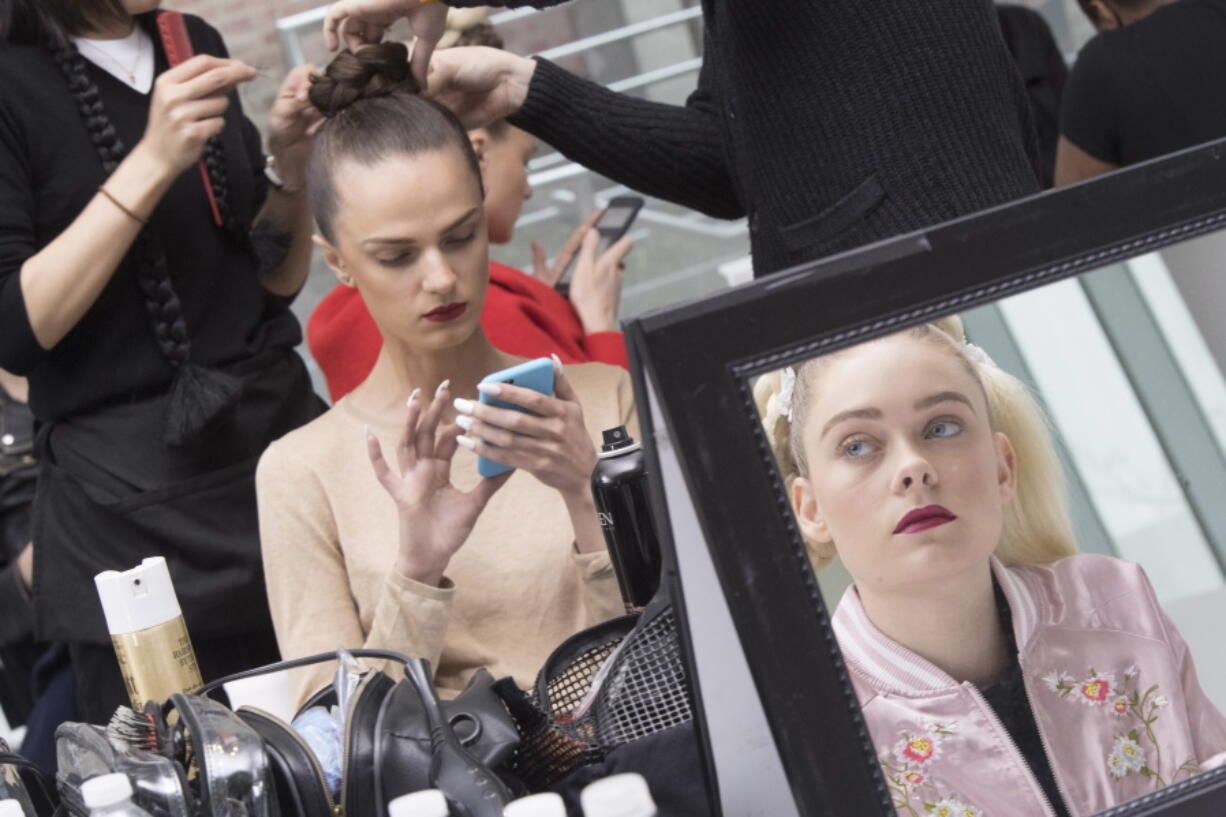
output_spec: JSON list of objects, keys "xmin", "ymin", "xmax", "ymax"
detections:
[
  {"xmin": 0, "ymin": 800, "xmax": 28, "ymax": 817},
  {"xmin": 95, "ymin": 557, "xmax": 183, "ymax": 636},
  {"xmin": 504, "ymin": 792, "xmax": 566, "ymax": 817},
  {"xmin": 387, "ymin": 789, "xmax": 449, "ymax": 817},
  {"xmin": 580, "ymin": 773, "xmax": 656, "ymax": 817}
]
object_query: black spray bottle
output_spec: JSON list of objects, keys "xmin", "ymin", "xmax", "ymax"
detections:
[{"xmin": 591, "ymin": 426, "xmax": 662, "ymax": 612}]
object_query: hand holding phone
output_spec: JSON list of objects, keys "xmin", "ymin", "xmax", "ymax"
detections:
[
  {"xmin": 455, "ymin": 358, "xmax": 599, "ymax": 498},
  {"xmin": 555, "ymin": 196, "xmax": 644, "ymax": 295},
  {"xmin": 472, "ymin": 358, "xmax": 556, "ymax": 478}
]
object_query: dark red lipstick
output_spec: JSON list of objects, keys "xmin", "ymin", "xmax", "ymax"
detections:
[
  {"xmin": 424, "ymin": 302, "xmax": 467, "ymax": 322},
  {"xmin": 893, "ymin": 505, "xmax": 957, "ymax": 535}
]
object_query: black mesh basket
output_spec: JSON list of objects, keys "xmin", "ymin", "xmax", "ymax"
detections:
[{"xmin": 497, "ymin": 598, "xmax": 694, "ymax": 792}]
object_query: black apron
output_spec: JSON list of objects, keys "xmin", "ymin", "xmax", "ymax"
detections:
[{"xmin": 31, "ymin": 348, "xmax": 324, "ymax": 649}]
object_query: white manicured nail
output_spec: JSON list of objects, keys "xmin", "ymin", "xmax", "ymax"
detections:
[
  {"xmin": 406, "ymin": 388, "xmax": 421, "ymax": 407},
  {"xmin": 455, "ymin": 415, "xmax": 473, "ymax": 431},
  {"xmin": 476, "ymin": 382, "xmax": 501, "ymax": 396},
  {"xmin": 364, "ymin": 424, "xmax": 372, "ymax": 438},
  {"xmin": 456, "ymin": 435, "xmax": 477, "ymax": 451},
  {"xmin": 435, "ymin": 379, "xmax": 450, "ymax": 397},
  {"xmin": 453, "ymin": 398, "xmax": 476, "ymax": 415},
  {"xmin": 551, "ymin": 353, "xmax": 562, "ymax": 371}
]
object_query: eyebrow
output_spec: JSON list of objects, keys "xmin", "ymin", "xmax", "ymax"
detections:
[
  {"xmin": 819, "ymin": 391, "xmax": 974, "ymax": 440},
  {"xmin": 360, "ymin": 207, "xmax": 482, "ymax": 247}
]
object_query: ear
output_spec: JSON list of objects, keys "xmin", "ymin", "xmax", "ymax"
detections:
[
  {"xmin": 469, "ymin": 129, "xmax": 491, "ymax": 170},
  {"xmin": 792, "ymin": 476, "xmax": 834, "ymax": 546},
  {"xmin": 994, "ymin": 431, "xmax": 1018, "ymax": 504},
  {"xmin": 313, "ymin": 234, "xmax": 352, "ymax": 287}
]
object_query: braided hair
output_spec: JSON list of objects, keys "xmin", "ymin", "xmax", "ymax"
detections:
[{"xmin": 6, "ymin": 2, "xmax": 247, "ymax": 445}]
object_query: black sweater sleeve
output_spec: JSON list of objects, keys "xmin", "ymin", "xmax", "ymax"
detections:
[
  {"xmin": 509, "ymin": 52, "xmax": 741, "ymax": 220},
  {"xmin": 0, "ymin": 90, "xmax": 44, "ymax": 375}
]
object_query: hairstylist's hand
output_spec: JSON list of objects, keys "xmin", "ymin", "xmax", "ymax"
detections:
[
  {"xmin": 453, "ymin": 360, "xmax": 597, "ymax": 501},
  {"xmin": 530, "ymin": 211, "xmax": 602, "ymax": 288},
  {"xmin": 367, "ymin": 383, "xmax": 512, "ymax": 587},
  {"xmin": 266, "ymin": 64, "xmax": 323, "ymax": 191},
  {"xmin": 425, "ymin": 47, "xmax": 537, "ymax": 129},
  {"xmin": 135, "ymin": 55, "xmax": 255, "ymax": 180},
  {"xmin": 569, "ymin": 229, "xmax": 632, "ymax": 335},
  {"xmin": 322, "ymin": 0, "xmax": 447, "ymax": 87}
]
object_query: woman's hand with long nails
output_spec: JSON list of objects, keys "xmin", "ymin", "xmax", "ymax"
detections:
[
  {"xmin": 367, "ymin": 382, "xmax": 511, "ymax": 587},
  {"xmin": 453, "ymin": 359, "xmax": 598, "ymax": 500}
]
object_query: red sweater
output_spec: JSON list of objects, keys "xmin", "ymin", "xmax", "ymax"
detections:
[{"xmin": 308, "ymin": 260, "xmax": 628, "ymax": 401}]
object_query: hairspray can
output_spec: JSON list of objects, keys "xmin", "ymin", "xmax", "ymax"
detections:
[
  {"xmin": 95, "ymin": 557, "xmax": 203, "ymax": 708},
  {"xmin": 591, "ymin": 426, "xmax": 662, "ymax": 612}
]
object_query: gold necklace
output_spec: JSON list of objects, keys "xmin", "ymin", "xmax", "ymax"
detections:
[{"xmin": 79, "ymin": 31, "xmax": 145, "ymax": 85}]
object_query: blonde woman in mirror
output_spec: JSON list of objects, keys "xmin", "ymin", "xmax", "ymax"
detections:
[{"xmin": 755, "ymin": 316, "xmax": 1226, "ymax": 817}]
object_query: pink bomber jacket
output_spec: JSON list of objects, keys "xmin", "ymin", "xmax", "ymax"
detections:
[{"xmin": 832, "ymin": 554, "xmax": 1226, "ymax": 817}]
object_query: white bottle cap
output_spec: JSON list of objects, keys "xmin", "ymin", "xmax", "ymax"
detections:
[
  {"xmin": 95, "ymin": 557, "xmax": 183, "ymax": 636},
  {"xmin": 580, "ymin": 774, "xmax": 656, "ymax": 817},
  {"xmin": 504, "ymin": 792, "xmax": 566, "ymax": 817},
  {"xmin": 0, "ymin": 800, "xmax": 27, "ymax": 817},
  {"xmin": 81, "ymin": 773, "xmax": 135, "ymax": 809},
  {"xmin": 387, "ymin": 789, "xmax": 449, "ymax": 817}
]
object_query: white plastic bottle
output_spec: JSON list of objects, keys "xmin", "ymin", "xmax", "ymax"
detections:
[
  {"xmin": 0, "ymin": 799, "xmax": 28, "ymax": 817},
  {"xmin": 580, "ymin": 773, "xmax": 657, "ymax": 817},
  {"xmin": 81, "ymin": 774, "xmax": 152, "ymax": 817},
  {"xmin": 388, "ymin": 789, "xmax": 450, "ymax": 817},
  {"xmin": 504, "ymin": 792, "xmax": 567, "ymax": 817}
]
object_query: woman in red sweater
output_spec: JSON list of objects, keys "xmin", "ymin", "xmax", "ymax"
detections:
[{"xmin": 308, "ymin": 24, "xmax": 632, "ymax": 402}]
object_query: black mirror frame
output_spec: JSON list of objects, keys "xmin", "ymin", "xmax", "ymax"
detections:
[{"xmin": 624, "ymin": 136, "xmax": 1226, "ymax": 817}]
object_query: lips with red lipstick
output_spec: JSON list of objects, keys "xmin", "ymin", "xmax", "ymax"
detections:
[
  {"xmin": 893, "ymin": 505, "xmax": 958, "ymax": 535},
  {"xmin": 424, "ymin": 302, "xmax": 468, "ymax": 322}
]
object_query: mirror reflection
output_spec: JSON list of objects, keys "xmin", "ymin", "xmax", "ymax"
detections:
[{"xmin": 754, "ymin": 228, "xmax": 1226, "ymax": 817}]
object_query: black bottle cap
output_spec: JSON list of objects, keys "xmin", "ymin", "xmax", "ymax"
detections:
[{"xmin": 600, "ymin": 425, "xmax": 639, "ymax": 454}]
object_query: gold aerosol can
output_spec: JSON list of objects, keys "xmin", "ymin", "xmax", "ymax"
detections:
[{"xmin": 95, "ymin": 557, "xmax": 203, "ymax": 708}]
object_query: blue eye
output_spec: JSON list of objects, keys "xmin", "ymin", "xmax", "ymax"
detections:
[
  {"xmin": 841, "ymin": 438, "xmax": 876, "ymax": 459},
  {"xmin": 927, "ymin": 420, "xmax": 962, "ymax": 439}
]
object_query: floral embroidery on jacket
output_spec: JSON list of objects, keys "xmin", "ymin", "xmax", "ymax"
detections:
[
  {"xmin": 1043, "ymin": 665, "xmax": 1198, "ymax": 788},
  {"xmin": 881, "ymin": 722, "xmax": 983, "ymax": 817}
]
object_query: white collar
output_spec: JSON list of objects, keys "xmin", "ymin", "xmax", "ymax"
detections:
[
  {"xmin": 73, "ymin": 26, "xmax": 155, "ymax": 94},
  {"xmin": 831, "ymin": 556, "xmax": 1042, "ymax": 694}
]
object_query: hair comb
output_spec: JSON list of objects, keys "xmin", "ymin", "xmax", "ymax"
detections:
[{"xmin": 155, "ymin": 11, "xmax": 224, "ymax": 228}]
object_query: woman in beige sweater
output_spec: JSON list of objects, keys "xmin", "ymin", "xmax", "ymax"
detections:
[{"xmin": 255, "ymin": 44, "xmax": 632, "ymax": 705}]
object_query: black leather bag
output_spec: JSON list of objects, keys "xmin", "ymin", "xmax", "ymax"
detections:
[{"xmin": 204, "ymin": 649, "xmax": 523, "ymax": 817}]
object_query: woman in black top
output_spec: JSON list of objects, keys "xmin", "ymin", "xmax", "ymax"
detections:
[{"xmin": 0, "ymin": 0, "xmax": 323, "ymax": 721}]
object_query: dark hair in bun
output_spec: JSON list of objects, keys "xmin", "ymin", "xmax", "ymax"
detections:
[{"xmin": 306, "ymin": 42, "xmax": 483, "ymax": 241}]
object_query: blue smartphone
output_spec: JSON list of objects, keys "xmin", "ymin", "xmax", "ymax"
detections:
[{"xmin": 476, "ymin": 357, "xmax": 556, "ymax": 478}]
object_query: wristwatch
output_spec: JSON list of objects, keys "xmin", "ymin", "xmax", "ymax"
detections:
[{"xmin": 264, "ymin": 156, "xmax": 302, "ymax": 194}]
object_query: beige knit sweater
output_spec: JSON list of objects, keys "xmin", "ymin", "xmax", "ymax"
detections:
[{"xmin": 256, "ymin": 362, "xmax": 636, "ymax": 707}]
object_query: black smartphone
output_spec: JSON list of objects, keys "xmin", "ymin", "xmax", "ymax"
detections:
[{"xmin": 556, "ymin": 195, "xmax": 645, "ymax": 295}]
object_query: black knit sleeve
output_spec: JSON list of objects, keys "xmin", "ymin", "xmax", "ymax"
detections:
[
  {"xmin": 0, "ymin": 94, "xmax": 45, "ymax": 375},
  {"xmin": 1060, "ymin": 34, "xmax": 1120, "ymax": 164},
  {"xmin": 508, "ymin": 52, "xmax": 741, "ymax": 219}
]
